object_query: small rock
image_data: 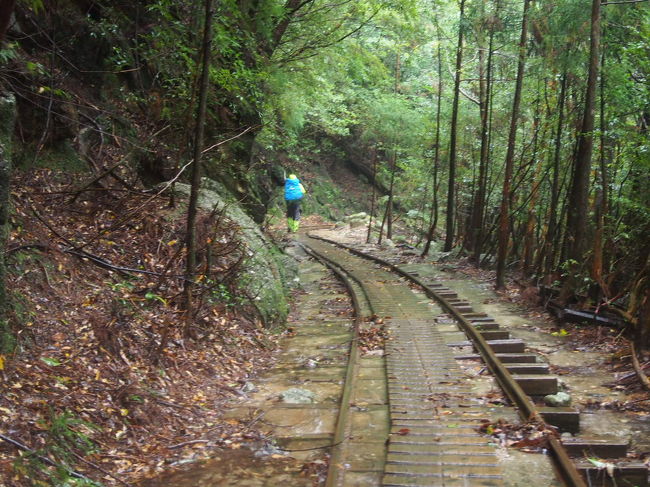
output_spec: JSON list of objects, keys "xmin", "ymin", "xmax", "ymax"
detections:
[
  {"xmin": 544, "ymin": 391, "xmax": 572, "ymax": 407},
  {"xmin": 349, "ymin": 218, "xmax": 367, "ymax": 229},
  {"xmin": 241, "ymin": 382, "xmax": 257, "ymax": 393},
  {"xmin": 304, "ymin": 359, "xmax": 319, "ymax": 369},
  {"xmin": 364, "ymin": 349, "xmax": 384, "ymax": 357},
  {"xmin": 280, "ymin": 387, "xmax": 316, "ymax": 404}
]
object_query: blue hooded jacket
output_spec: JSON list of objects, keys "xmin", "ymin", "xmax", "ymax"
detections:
[{"xmin": 284, "ymin": 175, "xmax": 305, "ymax": 201}]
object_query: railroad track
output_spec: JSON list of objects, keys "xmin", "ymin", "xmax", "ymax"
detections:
[{"xmin": 298, "ymin": 233, "xmax": 648, "ymax": 487}]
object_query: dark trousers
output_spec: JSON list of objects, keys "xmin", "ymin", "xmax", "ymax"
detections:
[{"xmin": 286, "ymin": 200, "xmax": 301, "ymax": 221}]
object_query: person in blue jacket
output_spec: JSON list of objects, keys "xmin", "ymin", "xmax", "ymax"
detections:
[{"xmin": 284, "ymin": 174, "xmax": 306, "ymax": 232}]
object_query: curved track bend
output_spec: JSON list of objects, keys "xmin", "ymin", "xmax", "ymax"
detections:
[{"xmin": 299, "ymin": 233, "xmax": 587, "ymax": 487}]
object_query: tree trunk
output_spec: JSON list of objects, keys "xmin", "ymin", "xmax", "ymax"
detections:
[
  {"xmin": 561, "ymin": 0, "xmax": 601, "ymax": 301},
  {"xmin": 0, "ymin": 0, "xmax": 15, "ymax": 45},
  {"xmin": 379, "ymin": 149, "xmax": 397, "ymax": 243},
  {"xmin": 422, "ymin": 42, "xmax": 443, "ymax": 257},
  {"xmin": 541, "ymin": 70, "xmax": 568, "ymax": 282},
  {"xmin": 591, "ymin": 42, "xmax": 610, "ymax": 301},
  {"xmin": 522, "ymin": 98, "xmax": 542, "ymax": 274},
  {"xmin": 495, "ymin": 0, "xmax": 531, "ymax": 290},
  {"xmin": 0, "ymin": 1, "xmax": 16, "ymax": 351},
  {"xmin": 444, "ymin": 0, "xmax": 466, "ymax": 252},
  {"xmin": 366, "ymin": 146, "xmax": 378, "ymax": 243},
  {"xmin": 386, "ymin": 153, "xmax": 395, "ymax": 240},
  {"xmin": 471, "ymin": 17, "xmax": 495, "ymax": 265},
  {"xmin": 183, "ymin": 0, "xmax": 213, "ymax": 338},
  {"xmin": 0, "ymin": 94, "xmax": 15, "ymax": 352}
]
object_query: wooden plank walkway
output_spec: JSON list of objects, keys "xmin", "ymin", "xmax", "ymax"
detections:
[{"xmin": 303, "ymin": 237, "xmax": 504, "ymax": 486}]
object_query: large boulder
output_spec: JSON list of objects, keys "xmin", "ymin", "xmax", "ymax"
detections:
[{"xmin": 174, "ymin": 178, "xmax": 293, "ymax": 327}]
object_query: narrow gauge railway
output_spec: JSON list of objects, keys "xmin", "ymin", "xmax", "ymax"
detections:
[{"xmin": 299, "ymin": 233, "xmax": 648, "ymax": 487}]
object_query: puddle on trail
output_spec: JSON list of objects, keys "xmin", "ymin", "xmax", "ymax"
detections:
[
  {"xmin": 143, "ymin": 244, "xmax": 347, "ymax": 486},
  {"xmin": 139, "ymin": 446, "xmax": 317, "ymax": 487}
]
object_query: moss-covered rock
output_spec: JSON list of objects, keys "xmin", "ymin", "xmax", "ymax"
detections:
[{"xmin": 173, "ymin": 178, "xmax": 292, "ymax": 327}]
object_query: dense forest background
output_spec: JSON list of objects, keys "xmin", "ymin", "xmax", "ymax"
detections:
[{"xmin": 0, "ymin": 0, "xmax": 649, "ymax": 484}]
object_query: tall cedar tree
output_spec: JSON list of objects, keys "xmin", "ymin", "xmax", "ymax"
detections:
[
  {"xmin": 561, "ymin": 0, "xmax": 601, "ymax": 301},
  {"xmin": 444, "ymin": 0, "xmax": 466, "ymax": 252},
  {"xmin": 495, "ymin": 0, "xmax": 531, "ymax": 290}
]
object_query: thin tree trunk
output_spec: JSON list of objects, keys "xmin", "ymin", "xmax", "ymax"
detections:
[
  {"xmin": 522, "ymin": 111, "xmax": 542, "ymax": 274},
  {"xmin": 561, "ymin": 0, "xmax": 601, "ymax": 302},
  {"xmin": 183, "ymin": 0, "xmax": 213, "ymax": 338},
  {"xmin": 386, "ymin": 152, "xmax": 395, "ymax": 240},
  {"xmin": 0, "ymin": 0, "xmax": 15, "ymax": 45},
  {"xmin": 444, "ymin": 0, "xmax": 466, "ymax": 252},
  {"xmin": 0, "ymin": 94, "xmax": 15, "ymax": 352},
  {"xmin": 422, "ymin": 42, "xmax": 443, "ymax": 257},
  {"xmin": 386, "ymin": 52, "xmax": 401, "ymax": 241},
  {"xmin": 541, "ymin": 70, "xmax": 568, "ymax": 282},
  {"xmin": 0, "ymin": 1, "xmax": 16, "ymax": 351},
  {"xmin": 471, "ymin": 18, "xmax": 495, "ymax": 265},
  {"xmin": 366, "ymin": 147, "xmax": 378, "ymax": 244},
  {"xmin": 379, "ymin": 149, "xmax": 397, "ymax": 243},
  {"xmin": 591, "ymin": 40, "xmax": 609, "ymax": 300},
  {"xmin": 495, "ymin": 0, "xmax": 531, "ymax": 290}
]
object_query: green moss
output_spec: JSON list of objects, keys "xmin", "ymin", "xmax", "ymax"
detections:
[{"xmin": 16, "ymin": 141, "xmax": 86, "ymax": 172}]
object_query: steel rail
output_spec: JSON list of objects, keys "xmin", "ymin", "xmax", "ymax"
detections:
[
  {"xmin": 297, "ymin": 242, "xmax": 370, "ymax": 487},
  {"xmin": 305, "ymin": 233, "xmax": 587, "ymax": 487}
]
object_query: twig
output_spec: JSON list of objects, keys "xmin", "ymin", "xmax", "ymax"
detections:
[
  {"xmin": 0, "ymin": 434, "xmax": 89, "ymax": 481},
  {"xmin": 603, "ymin": 0, "xmax": 649, "ymax": 4},
  {"xmin": 630, "ymin": 340, "xmax": 650, "ymax": 392},
  {"xmin": 71, "ymin": 125, "xmax": 254, "ymax": 252},
  {"xmin": 167, "ymin": 439, "xmax": 210, "ymax": 450},
  {"xmin": 4, "ymin": 243, "xmax": 50, "ymax": 255},
  {"xmin": 69, "ymin": 157, "xmax": 130, "ymax": 203},
  {"xmin": 280, "ymin": 437, "xmax": 347, "ymax": 452}
]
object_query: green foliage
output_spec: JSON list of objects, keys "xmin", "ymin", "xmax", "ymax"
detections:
[
  {"xmin": 14, "ymin": 409, "xmax": 101, "ymax": 487},
  {"xmin": 0, "ymin": 43, "xmax": 19, "ymax": 65}
]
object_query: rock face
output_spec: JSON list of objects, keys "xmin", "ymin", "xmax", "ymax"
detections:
[{"xmin": 174, "ymin": 178, "xmax": 293, "ymax": 327}]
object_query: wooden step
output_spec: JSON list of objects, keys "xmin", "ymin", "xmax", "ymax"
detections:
[
  {"xmin": 512, "ymin": 374, "xmax": 558, "ymax": 395},
  {"xmin": 505, "ymin": 363, "xmax": 549, "ymax": 374},
  {"xmin": 479, "ymin": 330, "xmax": 510, "ymax": 340},
  {"xmin": 456, "ymin": 305, "xmax": 474, "ymax": 313},
  {"xmin": 576, "ymin": 461, "xmax": 648, "ymax": 487},
  {"xmin": 563, "ymin": 436, "xmax": 628, "ymax": 458},
  {"xmin": 472, "ymin": 322, "xmax": 500, "ymax": 330},
  {"xmin": 538, "ymin": 406, "xmax": 580, "ymax": 433},
  {"xmin": 496, "ymin": 353, "xmax": 538, "ymax": 363},
  {"xmin": 447, "ymin": 339, "xmax": 526, "ymax": 353},
  {"xmin": 486, "ymin": 339, "xmax": 525, "ymax": 353},
  {"xmin": 461, "ymin": 312, "xmax": 489, "ymax": 319}
]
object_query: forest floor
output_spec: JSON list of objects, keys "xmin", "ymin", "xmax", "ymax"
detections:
[
  {"xmin": 0, "ymin": 169, "xmax": 286, "ymax": 486},
  {"xmin": 1, "ymin": 169, "xmax": 648, "ymax": 486}
]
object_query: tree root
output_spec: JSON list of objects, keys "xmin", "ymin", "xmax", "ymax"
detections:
[{"xmin": 630, "ymin": 340, "xmax": 650, "ymax": 392}]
